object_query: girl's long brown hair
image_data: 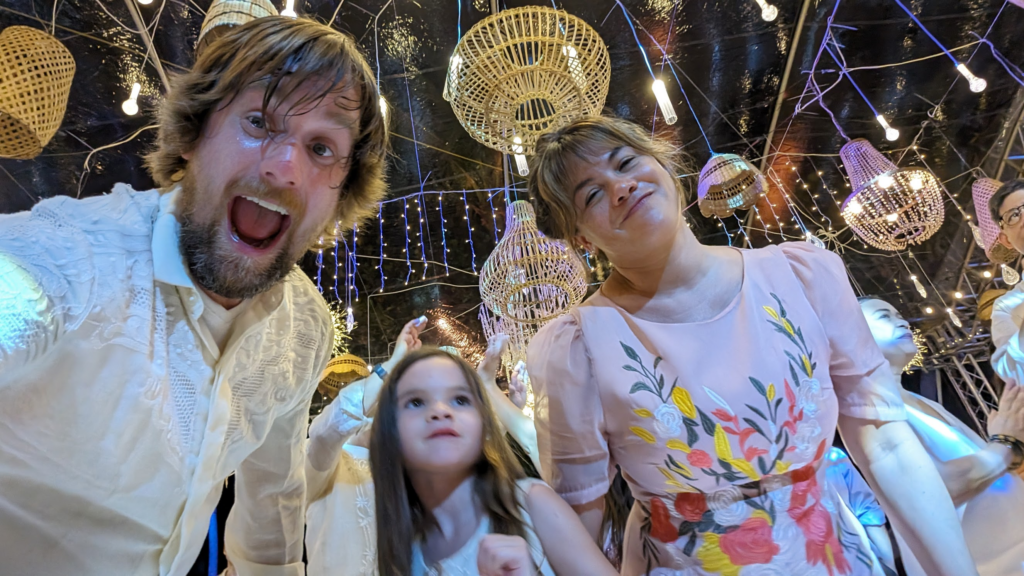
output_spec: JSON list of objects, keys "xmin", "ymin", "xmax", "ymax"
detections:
[{"xmin": 370, "ymin": 348, "xmax": 529, "ymax": 576}]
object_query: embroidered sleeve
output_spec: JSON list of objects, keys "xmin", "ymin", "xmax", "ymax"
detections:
[
  {"xmin": 781, "ymin": 242, "xmax": 907, "ymax": 422},
  {"xmin": 992, "ymin": 289, "xmax": 1024, "ymax": 387},
  {"xmin": 527, "ymin": 313, "xmax": 612, "ymax": 506}
]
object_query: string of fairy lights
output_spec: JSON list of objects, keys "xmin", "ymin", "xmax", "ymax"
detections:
[{"xmin": 28, "ymin": 0, "xmax": 1021, "ymax": 354}]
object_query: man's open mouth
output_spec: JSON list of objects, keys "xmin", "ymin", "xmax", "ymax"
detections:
[{"xmin": 228, "ymin": 195, "xmax": 292, "ymax": 250}]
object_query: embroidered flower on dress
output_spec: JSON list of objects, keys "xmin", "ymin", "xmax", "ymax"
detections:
[{"xmin": 654, "ymin": 403, "xmax": 684, "ymax": 438}]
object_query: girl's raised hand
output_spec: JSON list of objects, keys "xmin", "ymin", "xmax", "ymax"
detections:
[{"xmin": 477, "ymin": 534, "xmax": 537, "ymax": 576}]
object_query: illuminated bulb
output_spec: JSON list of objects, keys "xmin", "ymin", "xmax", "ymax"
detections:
[
  {"xmin": 345, "ymin": 307, "xmax": 355, "ymax": 333},
  {"xmin": 1003, "ymin": 264, "xmax": 1021, "ymax": 286},
  {"xmin": 753, "ymin": 0, "xmax": 778, "ymax": 21},
  {"xmin": 969, "ymin": 222, "xmax": 984, "ymax": 247},
  {"xmin": 946, "ymin": 307, "xmax": 962, "ymax": 328},
  {"xmin": 909, "ymin": 177, "xmax": 924, "ymax": 191},
  {"xmin": 379, "ymin": 96, "xmax": 387, "ymax": 120},
  {"xmin": 885, "ymin": 213, "xmax": 899, "ymax": 222},
  {"xmin": 137, "ymin": 0, "xmax": 152, "ymax": 4},
  {"xmin": 910, "ymin": 275, "xmax": 927, "ymax": 298},
  {"xmin": 924, "ymin": 306, "xmax": 934, "ymax": 314},
  {"xmin": 121, "ymin": 82, "xmax": 141, "ymax": 116},
  {"xmin": 847, "ymin": 200, "xmax": 863, "ymax": 214},
  {"xmin": 562, "ymin": 45, "xmax": 586, "ymax": 89},
  {"xmin": 280, "ymin": 0, "xmax": 297, "ymax": 18},
  {"xmin": 877, "ymin": 174, "xmax": 895, "ymax": 188},
  {"xmin": 875, "ymin": 115, "xmax": 899, "ymax": 141},
  {"xmin": 954, "ymin": 291, "xmax": 963, "ymax": 299},
  {"xmin": 983, "ymin": 270, "xmax": 992, "ymax": 279},
  {"xmin": 651, "ymin": 79, "xmax": 678, "ymax": 125},
  {"xmin": 956, "ymin": 63, "xmax": 987, "ymax": 93},
  {"xmin": 512, "ymin": 136, "xmax": 529, "ymax": 177}
]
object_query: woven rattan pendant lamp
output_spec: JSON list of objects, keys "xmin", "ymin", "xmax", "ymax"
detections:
[
  {"xmin": 197, "ymin": 0, "xmax": 279, "ymax": 55},
  {"xmin": 839, "ymin": 138, "xmax": 944, "ymax": 251},
  {"xmin": 317, "ymin": 353, "xmax": 370, "ymax": 398},
  {"xmin": 443, "ymin": 6, "xmax": 610, "ymax": 156},
  {"xmin": 0, "ymin": 26, "xmax": 75, "ymax": 160},
  {"xmin": 479, "ymin": 200, "xmax": 587, "ymax": 325},
  {"xmin": 696, "ymin": 153, "xmax": 768, "ymax": 218}
]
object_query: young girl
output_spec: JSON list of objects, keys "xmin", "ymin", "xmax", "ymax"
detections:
[{"xmin": 370, "ymin": 348, "xmax": 616, "ymax": 576}]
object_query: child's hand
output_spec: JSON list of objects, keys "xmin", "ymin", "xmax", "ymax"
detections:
[
  {"xmin": 477, "ymin": 534, "xmax": 537, "ymax": 576},
  {"xmin": 477, "ymin": 334, "xmax": 510, "ymax": 385},
  {"xmin": 508, "ymin": 361, "xmax": 527, "ymax": 410}
]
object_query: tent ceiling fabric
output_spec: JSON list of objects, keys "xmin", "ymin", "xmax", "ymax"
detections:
[{"xmin": 1, "ymin": 0, "xmax": 1022, "ymax": 356}]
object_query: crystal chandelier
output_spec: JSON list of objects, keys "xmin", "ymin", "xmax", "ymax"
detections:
[
  {"xmin": 839, "ymin": 139, "xmax": 944, "ymax": 251},
  {"xmin": 696, "ymin": 154, "xmax": 768, "ymax": 218}
]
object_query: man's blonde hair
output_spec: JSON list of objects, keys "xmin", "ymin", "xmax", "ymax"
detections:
[{"xmin": 145, "ymin": 16, "xmax": 388, "ymax": 230}]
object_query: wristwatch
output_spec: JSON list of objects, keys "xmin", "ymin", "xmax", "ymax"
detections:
[
  {"xmin": 372, "ymin": 363, "xmax": 388, "ymax": 380},
  {"xmin": 989, "ymin": 434, "xmax": 1024, "ymax": 471}
]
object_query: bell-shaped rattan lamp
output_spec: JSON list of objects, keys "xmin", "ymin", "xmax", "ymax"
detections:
[
  {"xmin": 0, "ymin": 26, "xmax": 75, "ymax": 159},
  {"xmin": 839, "ymin": 139, "xmax": 944, "ymax": 251},
  {"xmin": 443, "ymin": 6, "xmax": 610, "ymax": 156},
  {"xmin": 318, "ymin": 353, "xmax": 370, "ymax": 398},
  {"xmin": 479, "ymin": 200, "xmax": 587, "ymax": 325},
  {"xmin": 196, "ymin": 0, "xmax": 279, "ymax": 56},
  {"xmin": 696, "ymin": 153, "xmax": 768, "ymax": 218}
]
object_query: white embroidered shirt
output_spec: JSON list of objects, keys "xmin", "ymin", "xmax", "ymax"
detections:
[{"xmin": 0, "ymin": 184, "xmax": 332, "ymax": 576}]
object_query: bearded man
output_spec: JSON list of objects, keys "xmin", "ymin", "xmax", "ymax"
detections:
[{"xmin": 0, "ymin": 17, "xmax": 386, "ymax": 576}]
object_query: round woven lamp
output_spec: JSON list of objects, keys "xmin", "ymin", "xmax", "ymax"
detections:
[
  {"xmin": 696, "ymin": 153, "xmax": 768, "ymax": 218},
  {"xmin": 839, "ymin": 139, "xmax": 945, "ymax": 251},
  {"xmin": 972, "ymin": 177, "xmax": 1018, "ymax": 264},
  {"xmin": 0, "ymin": 26, "xmax": 75, "ymax": 160},
  {"xmin": 978, "ymin": 288, "xmax": 1007, "ymax": 322},
  {"xmin": 443, "ymin": 6, "xmax": 610, "ymax": 155},
  {"xmin": 318, "ymin": 353, "xmax": 370, "ymax": 398},
  {"xmin": 479, "ymin": 200, "xmax": 587, "ymax": 324},
  {"xmin": 196, "ymin": 0, "xmax": 278, "ymax": 55}
]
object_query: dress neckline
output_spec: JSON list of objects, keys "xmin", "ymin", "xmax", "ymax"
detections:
[{"xmin": 591, "ymin": 246, "xmax": 747, "ymax": 325}]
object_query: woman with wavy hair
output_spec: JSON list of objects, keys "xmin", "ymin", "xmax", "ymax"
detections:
[{"xmin": 525, "ymin": 116, "xmax": 977, "ymax": 576}]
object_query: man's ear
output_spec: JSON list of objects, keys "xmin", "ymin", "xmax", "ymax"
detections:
[{"xmin": 997, "ymin": 231, "xmax": 1015, "ymax": 250}]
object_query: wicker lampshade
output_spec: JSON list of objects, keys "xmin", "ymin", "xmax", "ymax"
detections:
[
  {"xmin": 972, "ymin": 177, "xmax": 1018, "ymax": 264},
  {"xmin": 839, "ymin": 139, "xmax": 945, "ymax": 251},
  {"xmin": 196, "ymin": 0, "xmax": 278, "ymax": 55},
  {"xmin": 443, "ymin": 6, "xmax": 610, "ymax": 156},
  {"xmin": 696, "ymin": 153, "xmax": 768, "ymax": 218},
  {"xmin": 978, "ymin": 288, "xmax": 1007, "ymax": 322},
  {"xmin": 479, "ymin": 200, "xmax": 587, "ymax": 324},
  {"xmin": 0, "ymin": 26, "xmax": 75, "ymax": 160},
  {"xmin": 318, "ymin": 353, "xmax": 370, "ymax": 398}
]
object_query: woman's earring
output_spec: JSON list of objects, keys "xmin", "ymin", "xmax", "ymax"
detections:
[{"xmin": 170, "ymin": 168, "xmax": 185, "ymax": 183}]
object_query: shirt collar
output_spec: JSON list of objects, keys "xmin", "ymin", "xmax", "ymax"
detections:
[{"xmin": 152, "ymin": 186, "xmax": 196, "ymax": 290}]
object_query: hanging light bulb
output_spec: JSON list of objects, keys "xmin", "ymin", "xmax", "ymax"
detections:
[
  {"xmin": 969, "ymin": 222, "xmax": 984, "ymax": 247},
  {"xmin": 753, "ymin": 0, "xmax": 779, "ymax": 21},
  {"xmin": 956, "ymin": 63, "xmax": 987, "ymax": 93},
  {"xmin": 345, "ymin": 306, "xmax": 355, "ymax": 333},
  {"xmin": 954, "ymin": 291, "xmax": 963, "ymax": 299},
  {"xmin": 562, "ymin": 45, "xmax": 586, "ymax": 89},
  {"xmin": 137, "ymin": 0, "xmax": 153, "ymax": 5},
  {"xmin": 651, "ymin": 79, "xmax": 678, "ymax": 125},
  {"xmin": 909, "ymin": 177, "xmax": 924, "ymax": 191},
  {"xmin": 280, "ymin": 0, "xmax": 297, "ymax": 18},
  {"xmin": 910, "ymin": 274, "xmax": 927, "ymax": 298},
  {"xmin": 877, "ymin": 173, "xmax": 895, "ymax": 188},
  {"xmin": 379, "ymin": 96, "xmax": 388, "ymax": 120},
  {"xmin": 511, "ymin": 136, "xmax": 529, "ymax": 177},
  {"xmin": 805, "ymin": 231, "xmax": 826, "ymax": 250},
  {"xmin": 885, "ymin": 213, "xmax": 899, "ymax": 222},
  {"xmin": 875, "ymin": 115, "xmax": 899, "ymax": 141},
  {"xmin": 1003, "ymin": 263, "xmax": 1021, "ymax": 286},
  {"xmin": 983, "ymin": 270, "xmax": 993, "ymax": 279},
  {"xmin": 121, "ymin": 82, "xmax": 141, "ymax": 116},
  {"xmin": 946, "ymin": 307, "xmax": 962, "ymax": 328},
  {"xmin": 924, "ymin": 306, "xmax": 934, "ymax": 314}
]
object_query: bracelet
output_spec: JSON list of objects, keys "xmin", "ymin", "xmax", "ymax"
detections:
[
  {"xmin": 988, "ymin": 434, "xmax": 1024, "ymax": 471},
  {"xmin": 372, "ymin": 363, "xmax": 388, "ymax": 380}
]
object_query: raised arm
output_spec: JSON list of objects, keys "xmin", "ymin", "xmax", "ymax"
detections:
[{"xmin": 478, "ymin": 335, "xmax": 540, "ymax": 472}]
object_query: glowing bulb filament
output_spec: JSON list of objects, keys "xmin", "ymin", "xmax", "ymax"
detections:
[
  {"xmin": 651, "ymin": 79, "xmax": 678, "ymax": 125},
  {"xmin": 1003, "ymin": 264, "xmax": 1021, "ymax": 286},
  {"xmin": 345, "ymin": 306, "xmax": 354, "ymax": 333},
  {"xmin": 753, "ymin": 0, "xmax": 778, "ymax": 21},
  {"xmin": 956, "ymin": 63, "xmax": 987, "ymax": 93},
  {"xmin": 511, "ymin": 136, "xmax": 529, "ymax": 176},
  {"xmin": 876, "ymin": 115, "xmax": 899, "ymax": 141},
  {"xmin": 910, "ymin": 275, "xmax": 927, "ymax": 298},
  {"xmin": 121, "ymin": 82, "xmax": 141, "ymax": 116},
  {"xmin": 280, "ymin": 0, "xmax": 297, "ymax": 18}
]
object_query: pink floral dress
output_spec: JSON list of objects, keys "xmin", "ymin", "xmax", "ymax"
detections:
[{"xmin": 528, "ymin": 243, "xmax": 907, "ymax": 576}]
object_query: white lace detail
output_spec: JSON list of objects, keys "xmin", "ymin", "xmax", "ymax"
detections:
[{"xmin": 351, "ymin": 458, "xmax": 377, "ymax": 575}]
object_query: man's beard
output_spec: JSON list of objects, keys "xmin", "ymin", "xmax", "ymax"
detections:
[{"xmin": 177, "ymin": 174, "xmax": 300, "ymax": 301}]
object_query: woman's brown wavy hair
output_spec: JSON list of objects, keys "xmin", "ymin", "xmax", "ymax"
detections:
[
  {"xmin": 370, "ymin": 347, "xmax": 530, "ymax": 576},
  {"xmin": 144, "ymin": 16, "xmax": 388, "ymax": 231}
]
